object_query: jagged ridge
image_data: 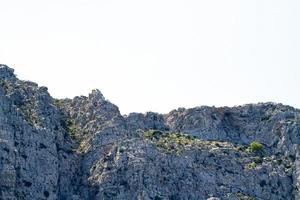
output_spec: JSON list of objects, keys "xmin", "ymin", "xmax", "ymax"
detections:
[{"xmin": 0, "ymin": 64, "xmax": 300, "ymax": 200}]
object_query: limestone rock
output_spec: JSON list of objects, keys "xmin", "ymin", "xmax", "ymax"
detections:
[{"xmin": 0, "ymin": 65, "xmax": 299, "ymax": 200}]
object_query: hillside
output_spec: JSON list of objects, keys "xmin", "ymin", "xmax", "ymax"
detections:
[{"xmin": 0, "ymin": 64, "xmax": 299, "ymax": 200}]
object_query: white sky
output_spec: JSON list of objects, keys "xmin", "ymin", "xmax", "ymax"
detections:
[{"xmin": 0, "ymin": 0, "xmax": 299, "ymax": 114}]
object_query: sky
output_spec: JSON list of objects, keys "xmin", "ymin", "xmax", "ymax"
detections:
[{"xmin": 0, "ymin": 0, "xmax": 299, "ymax": 114}]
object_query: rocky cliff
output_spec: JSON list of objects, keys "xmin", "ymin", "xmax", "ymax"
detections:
[{"xmin": 0, "ymin": 64, "xmax": 299, "ymax": 200}]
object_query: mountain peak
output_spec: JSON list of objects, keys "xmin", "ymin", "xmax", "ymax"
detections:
[{"xmin": 88, "ymin": 89, "xmax": 105, "ymax": 102}]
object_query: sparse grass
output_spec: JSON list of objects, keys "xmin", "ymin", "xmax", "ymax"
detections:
[
  {"xmin": 142, "ymin": 130, "xmax": 235, "ymax": 154},
  {"xmin": 236, "ymin": 192, "xmax": 256, "ymax": 200},
  {"xmin": 227, "ymin": 192, "xmax": 256, "ymax": 200},
  {"xmin": 244, "ymin": 156, "xmax": 263, "ymax": 170},
  {"xmin": 143, "ymin": 130, "xmax": 164, "ymax": 139},
  {"xmin": 245, "ymin": 162, "xmax": 257, "ymax": 169},
  {"xmin": 20, "ymin": 103, "xmax": 40, "ymax": 126},
  {"xmin": 61, "ymin": 118, "xmax": 80, "ymax": 137},
  {"xmin": 252, "ymin": 156, "xmax": 262, "ymax": 164},
  {"xmin": 53, "ymin": 98, "xmax": 64, "ymax": 108},
  {"xmin": 65, "ymin": 119, "xmax": 78, "ymax": 136},
  {"xmin": 143, "ymin": 130, "xmax": 197, "ymax": 153}
]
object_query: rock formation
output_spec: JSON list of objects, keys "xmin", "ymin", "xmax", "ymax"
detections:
[{"xmin": 0, "ymin": 64, "xmax": 299, "ymax": 199}]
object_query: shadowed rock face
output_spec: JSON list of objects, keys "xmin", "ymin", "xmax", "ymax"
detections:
[{"xmin": 0, "ymin": 65, "xmax": 299, "ymax": 200}]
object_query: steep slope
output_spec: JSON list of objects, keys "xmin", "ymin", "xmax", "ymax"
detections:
[
  {"xmin": 0, "ymin": 65, "xmax": 81, "ymax": 199},
  {"xmin": 0, "ymin": 64, "xmax": 299, "ymax": 200}
]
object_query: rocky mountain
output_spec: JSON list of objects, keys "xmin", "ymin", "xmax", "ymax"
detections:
[{"xmin": 0, "ymin": 64, "xmax": 300, "ymax": 200}]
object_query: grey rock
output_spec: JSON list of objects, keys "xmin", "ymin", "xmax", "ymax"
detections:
[
  {"xmin": 0, "ymin": 64, "xmax": 15, "ymax": 79},
  {"xmin": 0, "ymin": 65, "xmax": 300, "ymax": 200}
]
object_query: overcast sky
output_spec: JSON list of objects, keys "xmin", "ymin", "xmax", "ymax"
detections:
[{"xmin": 0, "ymin": 0, "xmax": 299, "ymax": 114}]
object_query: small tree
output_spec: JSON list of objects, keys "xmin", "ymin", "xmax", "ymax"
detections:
[{"xmin": 249, "ymin": 141, "xmax": 263, "ymax": 152}]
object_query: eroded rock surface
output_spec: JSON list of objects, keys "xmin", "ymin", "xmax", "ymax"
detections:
[{"xmin": 0, "ymin": 64, "xmax": 299, "ymax": 200}]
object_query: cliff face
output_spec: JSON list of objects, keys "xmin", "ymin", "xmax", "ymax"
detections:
[{"xmin": 0, "ymin": 65, "xmax": 299, "ymax": 200}]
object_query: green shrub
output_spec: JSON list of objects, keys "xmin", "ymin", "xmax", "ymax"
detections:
[
  {"xmin": 119, "ymin": 145, "xmax": 126, "ymax": 153},
  {"xmin": 249, "ymin": 141, "xmax": 263, "ymax": 152},
  {"xmin": 253, "ymin": 156, "xmax": 262, "ymax": 164},
  {"xmin": 65, "ymin": 119, "xmax": 78, "ymax": 136},
  {"xmin": 236, "ymin": 192, "xmax": 256, "ymax": 200},
  {"xmin": 53, "ymin": 99, "xmax": 64, "ymax": 107},
  {"xmin": 143, "ymin": 130, "xmax": 163, "ymax": 139},
  {"xmin": 245, "ymin": 162, "xmax": 257, "ymax": 169}
]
